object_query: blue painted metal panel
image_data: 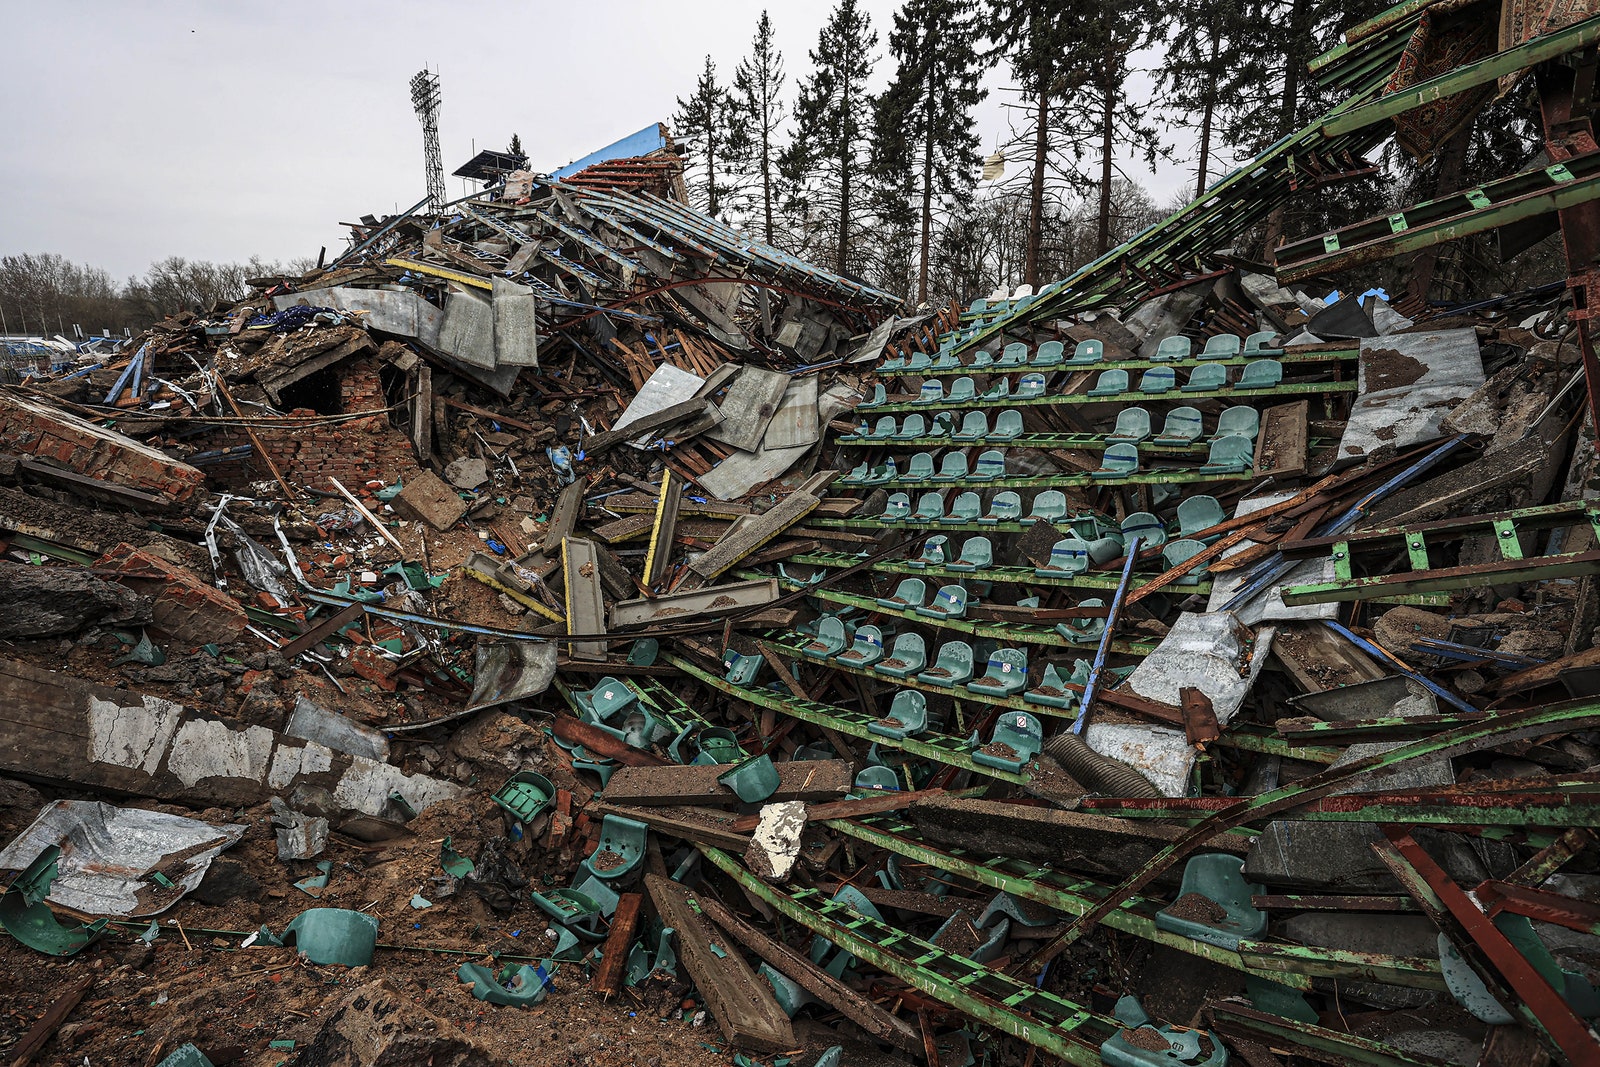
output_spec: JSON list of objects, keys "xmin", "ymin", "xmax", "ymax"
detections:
[{"xmin": 550, "ymin": 123, "xmax": 669, "ymax": 179}]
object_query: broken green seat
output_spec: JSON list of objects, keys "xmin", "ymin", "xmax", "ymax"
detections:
[
  {"xmin": 840, "ymin": 461, "xmax": 871, "ymax": 484},
  {"xmin": 1215, "ymin": 404, "xmax": 1260, "ymax": 441},
  {"xmin": 1181, "ymin": 363, "xmax": 1227, "ymax": 392},
  {"xmin": 1022, "ymin": 489, "xmax": 1068, "ymax": 526},
  {"xmin": 916, "ymin": 584, "xmax": 968, "ymax": 620},
  {"xmin": 1154, "ymin": 854, "xmax": 1268, "ymax": 949},
  {"xmin": 1139, "ymin": 366, "xmax": 1177, "ymax": 394},
  {"xmin": 978, "ymin": 491, "xmax": 1022, "ymax": 525},
  {"xmin": 1244, "ymin": 329, "xmax": 1281, "ymax": 355},
  {"xmin": 1153, "ymin": 406, "xmax": 1204, "ymax": 446},
  {"xmin": 1177, "ymin": 495, "xmax": 1226, "ymax": 541},
  {"xmin": 1025, "ymin": 662, "xmax": 1076, "ymax": 709},
  {"xmin": 1153, "ymin": 335, "xmax": 1192, "ymax": 361},
  {"xmin": 718, "ymin": 754, "xmax": 780, "ymax": 803},
  {"xmin": 877, "ymin": 577, "xmax": 927, "ymax": 610},
  {"xmin": 948, "ymin": 536, "xmax": 992, "ymax": 572},
  {"xmin": 863, "ymin": 415, "xmax": 896, "ymax": 440},
  {"xmin": 1235, "ymin": 358, "xmax": 1282, "ymax": 389},
  {"xmin": 979, "ymin": 377, "xmax": 1010, "ymax": 401},
  {"xmin": 859, "ymin": 383, "xmax": 886, "ymax": 408},
  {"xmin": 947, "ymin": 376, "xmax": 977, "ymax": 403},
  {"xmin": 890, "ymin": 413, "xmax": 928, "ymax": 440},
  {"xmin": 801, "ymin": 616, "xmax": 851, "ymax": 659},
  {"xmin": 967, "ymin": 647, "xmax": 1028, "ymax": 697},
  {"xmin": 878, "ymin": 633, "xmax": 928, "ymax": 678},
  {"xmin": 968, "ymin": 348, "xmax": 995, "ymax": 369},
  {"xmin": 458, "ymin": 961, "xmax": 555, "ymax": 1007},
  {"xmin": 860, "ymin": 459, "xmax": 897, "ymax": 485},
  {"xmin": 1036, "ymin": 537, "xmax": 1093, "ymax": 577},
  {"xmin": 907, "ymin": 491, "xmax": 948, "ymax": 524},
  {"xmin": 869, "ymin": 690, "xmax": 928, "ymax": 740},
  {"xmin": 723, "ymin": 650, "xmax": 763, "ymax": 686},
  {"xmin": 877, "ymin": 492, "xmax": 911, "ymax": 523},
  {"xmin": 972, "ymin": 711, "xmax": 1042, "ymax": 772},
  {"xmin": 694, "ymin": 727, "xmax": 744, "ymax": 765},
  {"xmin": 1121, "ymin": 512, "xmax": 1167, "ymax": 548},
  {"xmin": 1087, "ymin": 369, "xmax": 1128, "ymax": 397},
  {"xmin": 1198, "ymin": 433, "xmax": 1254, "ymax": 474},
  {"xmin": 1109, "ymin": 407, "xmax": 1151, "ymax": 443},
  {"xmin": 970, "ymin": 449, "xmax": 1006, "ymax": 481},
  {"xmin": 0, "ymin": 847, "xmax": 109, "ymax": 956},
  {"xmin": 907, "ymin": 537, "xmax": 947, "ymax": 569},
  {"xmin": 531, "ymin": 886, "xmax": 603, "ymax": 929},
  {"xmin": 913, "ymin": 380, "xmax": 944, "ymax": 405},
  {"xmin": 492, "ymin": 771, "xmax": 557, "ymax": 827},
  {"xmin": 1091, "ymin": 442, "xmax": 1140, "ymax": 480},
  {"xmin": 1199, "ymin": 333, "xmax": 1242, "ymax": 359},
  {"xmin": 761, "ymin": 962, "xmax": 815, "ymax": 1017},
  {"xmin": 931, "ymin": 352, "xmax": 961, "ymax": 371},
  {"xmin": 917, "ymin": 640, "xmax": 975, "ymax": 687},
  {"xmin": 1064, "ymin": 338, "xmax": 1102, "ymax": 366},
  {"xmin": 939, "ymin": 491, "xmax": 982, "ymax": 524},
  {"xmin": 809, "ymin": 886, "xmax": 885, "ymax": 977},
  {"xmin": 995, "ymin": 342, "xmax": 1029, "ymax": 368},
  {"xmin": 1030, "ymin": 340, "xmax": 1064, "ymax": 367},
  {"xmin": 575, "ymin": 677, "xmax": 638, "ymax": 722},
  {"xmin": 952, "ymin": 410, "xmax": 988, "ymax": 442},
  {"xmin": 989, "ymin": 409, "xmax": 1024, "ymax": 442},
  {"xmin": 879, "ymin": 353, "xmax": 907, "ymax": 372},
  {"xmin": 1015, "ymin": 372, "xmax": 1047, "ymax": 399},
  {"xmin": 581, "ymin": 815, "xmax": 650, "ymax": 881},
  {"xmin": 1162, "ymin": 539, "xmax": 1210, "ymax": 584},
  {"xmin": 1101, "ymin": 995, "xmax": 1228, "ymax": 1067},
  {"xmin": 278, "ymin": 908, "xmax": 380, "ymax": 966},
  {"xmin": 903, "ymin": 452, "xmax": 937, "ymax": 481},
  {"xmin": 1056, "ymin": 598, "xmax": 1106, "ymax": 644},
  {"xmin": 906, "ymin": 351, "xmax": 933, "ymax": 372},
  {"xmin": 837, "ymin": 624, "xmax": 886, "ymax": 668}
]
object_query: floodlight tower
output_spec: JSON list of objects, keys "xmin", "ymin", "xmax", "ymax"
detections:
[{"xmin": 410, "ymin": 68, "xmax": 445, "ymax": 215}]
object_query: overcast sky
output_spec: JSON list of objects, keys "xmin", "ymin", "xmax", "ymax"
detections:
[{"xmin": 1, "ymin": 1, "xmax": 1206, "ymax": 282}]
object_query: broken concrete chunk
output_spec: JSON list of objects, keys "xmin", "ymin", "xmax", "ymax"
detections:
[
  {"xmin": 392, "ymin": 469, "xmax": 468, "ymax": 532},
  {"xmin": 0, "ymin": 559, "xmax": 150, "ymax": 638},
  {"xmin": 296, "ymin": 979, "xmax": 496, "ymax": 1066},
  {"xmin": 746, "ymin": 801, "xmax": 807, "ymax": 882}
]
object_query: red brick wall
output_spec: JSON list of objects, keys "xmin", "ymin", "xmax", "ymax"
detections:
[{"xmin": 197, "ymin": 357, "xmax": 421, "ymax": 491}]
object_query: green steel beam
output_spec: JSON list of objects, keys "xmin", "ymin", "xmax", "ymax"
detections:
[
  {"xmin": 698, "ymin": 846, "xmax": 1120, "ymax": 1066},
  {"xmin": 664, "ymin": 652, "xmax": 1032, "ymax": 783},
  {"xmin": 1277, "ymin": 153, "xmax": 1600, "ymax": 282},
  {"xmin": 893, "ymin": 347, "xmax": 1359, "ymax": 377},
  {"xmin": 840, "ymin": 468, "xmax": 1257, "ymax": 492},
  {"xmin": 1283, "ymin": 548, "xmax": 1600, "ymax": 605},
  {"xmin": 783, "ymin": 551, "xmax": 1214, "ymax": 595},
  {"xmin": 828, "ymin": 814, "xmax": 1311, "ymax": 987},
  {"xmin": 1321, "ymin": 15, "xmax": 1600, "ymax": 136},
  {"xmin": 865, "ymin": 380, "xmax": 1355, "ymax": 415},
  {"xmin": 752, "ymin": 575, "xmax": 1159, "ymax": 655}
]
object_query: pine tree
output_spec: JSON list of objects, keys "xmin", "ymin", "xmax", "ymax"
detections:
[
  {"xmin": 983, "ymin": 1, "xmax": 1085, "ymax": 287},
  {"xmin": 783, "ymin": 0, "xmax": 879, "ymax": 276},
  {"xmin": 673, "ymin": 56, "xmax": 736, "ymax": 216},
  {"xmin": 508, "ymin": 132, "xmax": 524, "ymax": 160},
  {"xmin": 731, "ymin": 11, "xmax": 787, "ymax": 245},
  {"xmin": 872, "ymin": 0, "xmax": 988, "ymax": 304},
  {"xmin": 1152, "ymin": 0, "xmax": 1256, "ymax": 197}
]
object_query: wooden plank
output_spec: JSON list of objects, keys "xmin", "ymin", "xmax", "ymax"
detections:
[
  {"xmin": 562, "ymin": 536, "xmax": 608, "ymax": 659},
  {"xmin": 277, "ymin": 602, "xmax": 365, "ymax": 660},
  {"xmin": 551, "ymin": 716, "xmax": 668, "ymax": 768},
  {"xmin": 692, "ymin": 890, "xmax": 922, "ymax": 1053},
  {"xmin": 592, "ymin": 892, "xmax": 645, "ymax": 996},
  {"xmin": 540, "ymin": 478, "xmax": 589, "ymax": 556},
  {"xmin": 1255, "ymin": 399, "xmax": 1309, "ymax": 479},
  {"xmin": 411, "ymin": 364, "xmax": 434, "ymax": 460},
  {"xmin": 594, "ymin": 804, "xmax": 753, "ymax": 852},
  {"xmin": 643, "ymin": 469, "xmax": 683, "ymax": 587},
  {"xmin": 646, "ymin": 875, "xmax": 796, "ymax": 1053},
  {"xmin": 440, "ymin": 396, "xmax": 538, "ymax": 432},
  {"xmin": 729, "ymin": 788, "xmax": 952, "ymax": 833},
  {"xmin": 8, "ymin": 973, "xmax": 94, "ymax": 1067},
  {"xmin": 590, "ymin": 513, "xmax": 653, "ymax": 544},
  {"xmin": 605, "ymin": 760, "xmax": 853, "ymax": 807},
  {"xmin": 681, "ymin": 471, "xmax": 834, "ymax": 588},
  {"xmin": 585, "ymin": 398, "xmax": 713, "ymax": 457}
]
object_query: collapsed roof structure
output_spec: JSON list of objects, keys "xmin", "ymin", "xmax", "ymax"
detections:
[{"xmin": 6, "ymin": 3, "xmax": 1600, "ymax": 1066}]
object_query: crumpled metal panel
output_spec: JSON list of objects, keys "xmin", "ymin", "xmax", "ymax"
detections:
[
  {"xmin": 0, "ymin": 800, "xmax": 245, "ymax": 917},
  {"xmin": 1339, "ymin": 328, "xmax": 1484, "ymax": 459}
]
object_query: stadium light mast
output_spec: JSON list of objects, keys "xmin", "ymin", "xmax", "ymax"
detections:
[{"xmin": 410, "ymin": 68, "xmax": 445, "ymax": 214}]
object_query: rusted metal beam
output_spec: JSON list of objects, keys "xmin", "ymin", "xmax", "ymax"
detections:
[{"xmin": 1478, "ymin": 880, "xmax": 1600, "ymax": 937}]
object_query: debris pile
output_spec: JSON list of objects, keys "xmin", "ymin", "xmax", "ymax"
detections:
[{"xmin": 7, "ymin": 10, "xmax": 1600, "ymax": 1067}]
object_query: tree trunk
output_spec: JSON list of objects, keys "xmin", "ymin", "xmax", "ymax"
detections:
[
  {"xmin": 1407, "ymin": 122, "xmax": 1474, "ymax": 302},
  {"xmin": 762, "ymin": 111, "xmax": 774, "ymax": 245},
  {"xmin": 918, "ymin": 69, "xmax": 937, "ymax": 305},
  {"xmin": 1196, "ymin": 34, "xmax": 1220, "ymax": 199},
  {"xmin": 707, "ymin": 131, "xmax": 718, "ymax": 217},
  {"xmin": 1026, "ymin": 78, "xmax": 1050, "ymax": 288},
  {"xmin": 1097, "ymin": 46, "xmax": 1116, "ymax": 255},
  {"xmin": 1263, "ymin": 0, "xmax": 1310, "ymax": 253}
]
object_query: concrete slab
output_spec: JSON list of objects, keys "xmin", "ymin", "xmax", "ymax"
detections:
[{"xmin": 393, "ymin": 469, "xmax": 467, "ymax": 531}]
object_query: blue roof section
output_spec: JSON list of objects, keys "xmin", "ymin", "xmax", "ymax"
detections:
[{"xmin": 550, "ymin": 123, "xmax": 669, "ymax": 179}]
